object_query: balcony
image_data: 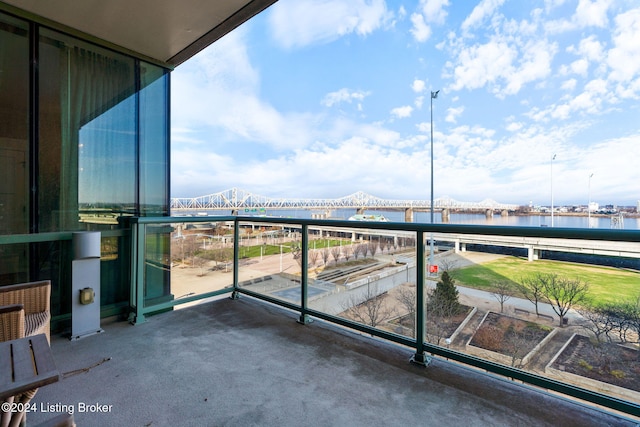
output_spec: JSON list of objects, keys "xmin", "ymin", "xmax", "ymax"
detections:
[
  {"xmin": 28, "ymin": 295, "xmax": 637, "ymax": 426},
  {"xmin": 5, "ymin": 215, "xmax": 640, "ymax": 424}
]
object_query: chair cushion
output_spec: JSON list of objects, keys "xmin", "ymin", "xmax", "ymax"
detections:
[{"xmin": 25, "ymin": 311, "xmax": 51, "ymax": 336}]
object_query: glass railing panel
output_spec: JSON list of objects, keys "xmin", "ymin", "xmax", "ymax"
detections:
[
  {"xmin": 424, "ymin": 230, "xmax": 640, "ymax": 405},
  {"xmin": 130, "ymin": 215, "xmax": 639, "ymax": 415},
  {"xmin": 144, "ymin": 220, "xmax": 234, "ymax": 308},
  {"xmin": 307, "ymin": 224, "xmax": 418, "ymax": 340},
  {"xmin": 236, "ymin": 220, "xmax": 303, "ymax": 306}
]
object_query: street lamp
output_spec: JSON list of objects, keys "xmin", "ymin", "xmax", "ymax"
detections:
[
  {"xmin": 588, "ymin": 172, "xmax": 594, "ymax": 228},
  {"xmin": 550, "ymin": 154, "xmax": 556, "ymax": 227},
  {"xmin": 429, "ymin": 90, "xmax": 439, "ymax": 274}
]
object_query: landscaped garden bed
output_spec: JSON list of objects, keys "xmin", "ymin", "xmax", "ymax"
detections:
[
  {"xmin": 546, "ymin": 334, "xmax": 640, "ymax": 402},
  {"xmin": 467, "ymin": 311, "xmax": 556, "ymax": 367},
  {"xmin": 388, "ymin": 305, "xmax": 475, "ymax": 344}
]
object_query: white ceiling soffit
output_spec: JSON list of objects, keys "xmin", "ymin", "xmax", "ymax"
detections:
[{"xmin": 2, "ymin": 0, "xmax": 278, "ymax": 66}]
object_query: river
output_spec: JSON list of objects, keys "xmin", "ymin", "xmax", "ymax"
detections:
[{"xmin": 183, "ymin": 208, "xmax": 640, "ymax": 230}]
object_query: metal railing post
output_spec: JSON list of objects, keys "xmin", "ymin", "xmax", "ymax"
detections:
[
  {"xmin": 231, "ymin": 220, "xmax": 240, "ymax": 299},
  {"xmin": 411, "ymin": 229, "xmax": 430, "ymax": 366},
  {"xmin": 129, "ymin": 220, "xmax": 147, "ymax": 324},
  {"xmin": 298, "ymin": 224, "xmax": 312, "ymax": 324}
]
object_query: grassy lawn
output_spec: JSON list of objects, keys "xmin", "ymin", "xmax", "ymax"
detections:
[
  {"xmin": 450, "ymin": 256, "xmax": 640, "ymax": 306},
  {"xmin": 238, "ymin": 239, "xmax": 348, "ymax": 258}
]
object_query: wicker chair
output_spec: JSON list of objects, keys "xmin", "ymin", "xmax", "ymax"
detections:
[
  {"xmin": 0, "ymin": 304, "xmax": 25, "ymax": 342},
  {"xmin": 0, "ymin": 305, "xmax": 25, "ymax": 427},
  {"xmin": 0, "ymin": 280, "xmax": 51, "ymax": 343},
  {"xmin": 0, "ymin": 281, "xmax": 51, "ymax": 427}
]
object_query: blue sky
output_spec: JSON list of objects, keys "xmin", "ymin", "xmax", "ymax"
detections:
[{"xmin": 171, "ymin": 0, "xmax": 640, "ymax": 207}]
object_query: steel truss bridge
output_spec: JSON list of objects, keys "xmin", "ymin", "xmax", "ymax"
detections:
[{"xmin": 170, "ymin": 188, "xmax": 519, "ymax": 212}]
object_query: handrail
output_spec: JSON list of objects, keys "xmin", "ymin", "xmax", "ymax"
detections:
[{"xmin": 126, "ymin": 215, "xmax": 640, "ymax": 418}]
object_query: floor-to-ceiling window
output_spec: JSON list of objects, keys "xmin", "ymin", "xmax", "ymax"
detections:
[
  {"xmin": 0, "ymin": 9, "xmax": 170, "ymax": 323},
  {"xmin": 0, "ymin": 13, "xmax": 29, "ymax": 283},
  {"xmin": 39, "ymin": 28, "xmax": 137, "ymax": 231}
]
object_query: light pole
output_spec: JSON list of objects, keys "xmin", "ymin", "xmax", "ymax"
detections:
[
  {"xmin": 429, "ymin": 90, "xmax": 439, "ymax": 274},
  {"xmin": 588, "ymin": 172, "xmax": 594, "ymax": 228},
  {"xmin": 550, "ymin": 153, "xmax": 556, "ymax": 227}
]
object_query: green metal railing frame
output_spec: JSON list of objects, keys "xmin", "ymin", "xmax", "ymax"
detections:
[
  {"xmin": 0, "ymin": 229, "xmax": 130, "ymax": 321},
  {"xmin": 57, "ymin": 216, "xmax": 640, "ymax": 417}
]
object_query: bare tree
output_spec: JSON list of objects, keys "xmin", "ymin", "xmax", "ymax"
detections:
[
  {"xmin": 438, "ymin": 257, "xmax": 459, "ymax": 274},
  {"xmin": 394, "ymin": 284, "xmax": 417, "ymax": 337},
  {"xmin": 359, "ymin": 243, "xmax": 370, "ymax": 258},
  {"xmin": 368, "ymin": 240, "xmax": 378, "ymax": 257},
  {"xmin": 624, "ymin": 294, "xmax": 640, "ymax": 359},
  {"xmin": 378, "ymin": 238, "xmax": 387, "ymax": 254},
  {"xmin": 343, "ymin": 245, "xmax": 353, "ymax": 262},
  {"xmin": 330, "ymin": 246, "xmax": 341, "ymax": 265},
  {"xmin": 353, "ymin": 244, "xmax": 363, "ymax": 260},
  {"xmin": 342, "ymin": 283, "xmax": 395, "ymax": 328},
  {"xmin": 308, "ymin": 249, "xmax": 320, "ymax": 268},
  {"xmin": 353, "ymin": 243, "xmax": 367, "ymax": 259},
  {"xmin": 290, "ymin": 241, "xmax": 303, "ymax": 267},
  {"xmin": 491, "ymin": 281, "xmax": 514, "ymax": 313},
  {"xmin": 319, "ymin": 247, "xmax": 330, "ymax": 266},
  {"xmin": 473, "ymin": 317, "xmax": 534, "ymax": 368},
  {"xmin": 502, "ymin": 324, "xmax": 536, "ymax": 368},
  {"xmin": 577, "ymin": 306, "xmax": 616, "ymax": 344},
  {"xmin": 519, "ymin": 273, "xmax": 550, "ymax": 316},
  {"xmin": 603, "ymin": 303, "xmax": 632, "ymax": 343},
  {"xmin": 543, "ymin": 276, "xmax": 589, "ymax": 327},
  {"xmin": 182, "ymin": 235, "xmax": 201, "ymax": 266},
  {"xmin": 193, "ymin": 253, "xmax": 208, "ymax": 276}
]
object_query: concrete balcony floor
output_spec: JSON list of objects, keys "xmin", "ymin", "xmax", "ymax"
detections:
[{"xmin": 29, "ymin": 297, "xmax": 638, "ymax": 427}]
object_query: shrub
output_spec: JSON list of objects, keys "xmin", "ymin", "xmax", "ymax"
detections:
[
  {"xmin": 472, "ymin": 325, "xmax": 503, "ymax": 351},
  {"xmin": 578, "ymin": 359, "xmax": 593, "ymax": 371},
  {"xmin": 429, "ymin": 271, "xmax": 460, "ymax": 314},
  {"xmin": 610, "ymin": 370, "xmax": 625, "ymax": 379}
]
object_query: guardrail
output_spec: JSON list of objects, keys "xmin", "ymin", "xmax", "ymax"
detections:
[{"xmin": 127, "ymin": 216, "xmax": 640, "ymax": 418}]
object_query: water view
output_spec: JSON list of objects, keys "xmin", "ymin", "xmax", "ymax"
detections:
[{"xmin": 180, "ymin": 208, "xmax": 640, "ymax": 230}]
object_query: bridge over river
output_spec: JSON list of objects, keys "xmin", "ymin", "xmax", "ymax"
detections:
[{"xmin": 171, "ymin": 188, "xmax": 520, "ymax": 221}]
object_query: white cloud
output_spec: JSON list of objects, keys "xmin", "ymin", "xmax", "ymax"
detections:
[
  {"xmin": 502, "ymin": 40, "xmax": 556, "ymax": 96},
  {"xmin": 419, "ymin": 0, "xmax": 450, "ymax": 24},
  {"xmin": 545, "ymin": 0, "xmax": 613, "ymax": 33},
  {"xmin": 390, "ymin": 105, "xmax": 414, "ymax": 119},
  {"xmin": 410, "ymin": 13, "xmax": 431, "ymax": 42},
  {"xmin": 448, "ymin": 27, "xmax": 556, "ymax": 97},
  {"xmin": 322, "ymin": 88, "xmax": 371, "ymax": 107},
  {"xmin": 462, "ymin": 0, "xmax": 505, "ymax": 31},
  {"xmin": 171, "ymin": 1, "xmax": 640, "ymax": 205},
  {"xmin": 561, "ymin": 78, "xmax": 577, "ymax": 91},
  {"xmin": 445, "ymin": 106, "xmax": 464, "ymax": 123},
  {"xmin": 576, "ymin": 35, "xmax": 604, "ymax": 61},
  {"xmin": 172, "ymin": 29, "xmax": 318, "ymax": 152},
  {"xmin": 527, "ymin": 77, "xmax": 609, "ymax": 122},
  {"xmin": 505, "ymin": 121, "xmax": 523, "ymax": 132},
  {"xmin": 449, "ymin": 40, "xmax": 517, "ymax": 91},
  {"xmin": 607, "ymin": 8, "xmax": 640, "ymax": 84},
  {"xmin": 268, "ymin": 0, "xmax": 393, "ymax": 49},
  {"xmin": 570, "ymin": 58, "xmax": 589, "ymax": 76},
  {"xmin": 574, "ymin": 0, "xmax": 612, "ymax": 28},
  {"xmin": 410, "ymin": 0, "xmax": 450, "ymax": 42},
  {"xmin": 412, "ymin": 79, "xmax": 426, "ymax": 93}
]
